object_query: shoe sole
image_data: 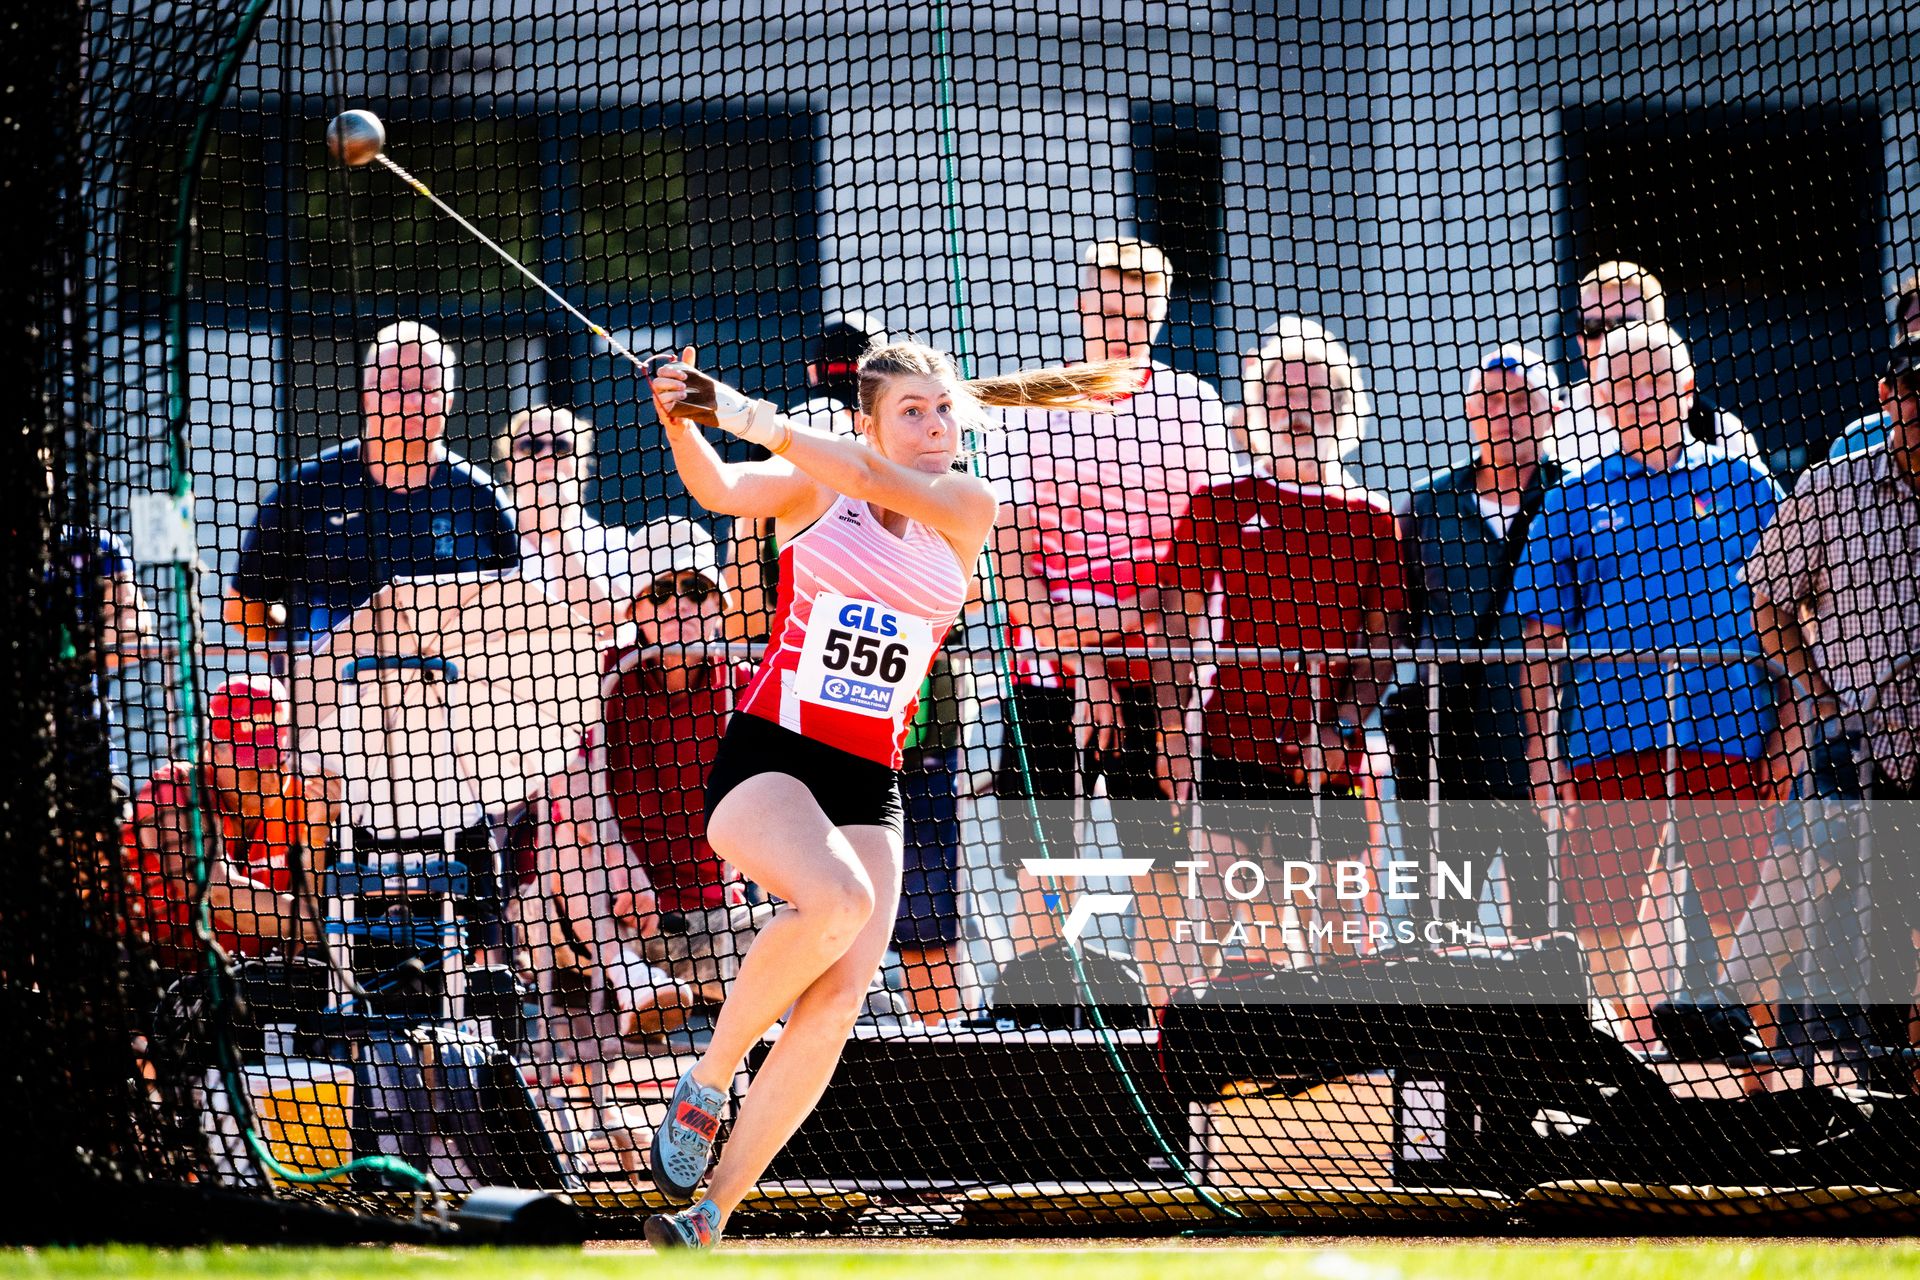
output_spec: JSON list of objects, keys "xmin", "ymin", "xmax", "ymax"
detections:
[{"xmin": 649, "ymin": 1127, "xmax": 704, "ymax": 1205}]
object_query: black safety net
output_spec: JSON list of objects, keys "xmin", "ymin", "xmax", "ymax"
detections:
[{"xmin": 14, "ymin": 0, "xmax": 1920, "ymax": 1244}]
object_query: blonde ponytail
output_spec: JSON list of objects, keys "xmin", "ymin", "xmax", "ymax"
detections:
[
  {"xmin": 961, "ymin": 358, "xmax": 1140, "ymax": 413},
  {"xmin": 856, "ymin": 340, "xmax": 1138, "ymax": 419}
]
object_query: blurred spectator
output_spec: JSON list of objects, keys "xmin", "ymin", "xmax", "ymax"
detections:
[
  {"xmin": 40, "ymin": 437, "xmax": 154, "ymax": 797},
  {"xmin": 1826, "ymin": 271, "xmax": 1920, "ymax": 462},
  {"xmin": 989, "ymin": 236, "xmax": 1233, "ymax": 904},
  {"xmin": 788, "ymin": 311, "xmax": 889, "ymax": 435},
  {"xmin": 225, "ymin": 322, "xmax": 518, "ymax": 647},
  {"xmin": 1385, "ymin": 345, "xmax": 1562, "ymax": 935},
  {"xmin": 895, "ymin": 634, "xmax": 979, "ymax": 1025},
  {"xmin": 1730, "ymin": 334, "xmax": 1920, "ymax": 1039},
  {"xmin": 51, "ymin": 505, "xmax": 154, "ymax": 793},
  {"xmin": 76, "ymin": 527, "xmax": 152, "ymax": 679},
  {"xmin": 541, "ymin": 518, "xmax": 767, "ymax": 1032},
  {"xmin": 1560, "ymin": 261, "xmax": 1766, "ymax": 472},
  {"xmin": 124, "ymin": 676, "xmax": 333, "ymax": 971},
  {"xmin": 1153, "ymin": 319, "xmax": 1403, "ymax": 994},
  {"xmin": 728, "ymin": 313, "xmax": 888, "ymax": 647},
  {"xmin": 501, "ymin": 405, "xmax": 658, "ymax": 630},
  {"xmin": 1511, "ymin": 320, "xmax": 1784, "ymax": 1046}
]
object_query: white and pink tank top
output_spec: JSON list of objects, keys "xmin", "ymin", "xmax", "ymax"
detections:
[
  {"xmin": 738, "ymin": 493, "xmax": 971, "ymax": 768},
  {"xmin": 988, "ymin": 363, "xmax": 1233, "ymax": 687}
]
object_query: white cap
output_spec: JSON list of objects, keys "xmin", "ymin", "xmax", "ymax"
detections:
[
  {"xmin": 636, "ymin": 516, "xmax": 729, "ymax": 603},
  {"xmin": 1465, "ymin": 342, "xmax": 1563, "ymax": 401}
]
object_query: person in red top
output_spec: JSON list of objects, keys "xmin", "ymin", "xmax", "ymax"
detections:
[
  {"xmin": 124, "ymin": 675, "xmax": 331, "ymax": 971},
  {"xmin": 1153, "ymin": 319, "xmax": 1405, "ymax": 996},
  {"xmin": 600, "ymin": 520, "xmax": 770, "ymax": 987},
  {"xmin": 538, "ymin": 519, "xmax": 759, "ymax": 1036}
]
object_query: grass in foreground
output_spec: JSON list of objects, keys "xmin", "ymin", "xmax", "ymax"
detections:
[{"xmin": 7, "ymin": 1244, "xmax": 1920, "ymax": 1280}]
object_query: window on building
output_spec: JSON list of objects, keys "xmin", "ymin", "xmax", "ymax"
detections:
[
  {"xmin": 118, "ymin": 122, "xmax": 269, "ymax": 301},
  {"xmin": 1562, "ymin": 104, "xmax": 1885, "ymax": 470},
  {"xmin": 293, "ymin": 116, "xmax": 546, "ymax": 305},
  {"xmin": 575, "ymin": 116, "xmax": 812, "ymax": 302},
  {"xmin": 1132, "ymin": 103, "xmax": 1224, "ymax": 372}
]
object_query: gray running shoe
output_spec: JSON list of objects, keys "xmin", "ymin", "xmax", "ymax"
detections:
[
  {"xmin": 644, "ymin": 1199, "xmax": 721, "ymax": 1250},
  {"xmin": 650, "ymin": 1068, "xmax": 727, "ymax": 1203}
]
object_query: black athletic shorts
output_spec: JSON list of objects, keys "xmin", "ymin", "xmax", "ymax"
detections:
[{"xmin": 705, "ymin": 711, "xmax": 904, "ymax": 833}]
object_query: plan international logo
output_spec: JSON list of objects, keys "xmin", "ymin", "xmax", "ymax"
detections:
[
  {"xmin": 1021, "ymin": 856, "xmax": 1489, "ymax": 950},
  {"xmin": 820, "ymin": 675, "xmax": 891, "ymax": 712}
]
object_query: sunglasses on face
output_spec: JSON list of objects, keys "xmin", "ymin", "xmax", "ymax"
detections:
[
  {"xmin": 1577, "ymin": 300, "xmax": 1654, "ymax": 339},
  {"xmin": 642, "ymin": 575, "xmax": 716, "ymax": 606},
  {"xmin": 511, "ymin": 434, "xmax": 577, "ymax": 460}
]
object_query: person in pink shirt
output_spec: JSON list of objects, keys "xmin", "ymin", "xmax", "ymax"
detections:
[{"xmin": 988, "ymin": 236, "xmax": 1235, "ymax": 926}]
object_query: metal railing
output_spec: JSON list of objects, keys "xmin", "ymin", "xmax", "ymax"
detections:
[{"xmin": 102, "ymin": 628, "xmax": 1920, "ymax": 1031}]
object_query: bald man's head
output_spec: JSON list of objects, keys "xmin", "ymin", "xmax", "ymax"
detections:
[{"xmin": 360, "ymin": 322, "xmax": 457, "ymax": 449}]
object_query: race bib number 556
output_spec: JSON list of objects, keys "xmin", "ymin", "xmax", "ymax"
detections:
[{"xmin": 792, "ymin": 591, "xmax": 937, "ymax": 719}]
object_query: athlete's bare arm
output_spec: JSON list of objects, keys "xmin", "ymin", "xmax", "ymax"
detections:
[{"xmin": 652, "ymin": 349, "xmax": 997, "ymax": 557}]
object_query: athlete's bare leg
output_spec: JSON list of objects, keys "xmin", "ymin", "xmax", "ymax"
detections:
[
  {"xmin": 685, "ymin": 773, "xmax": 904, "ymax": 1224},
  {"xmin": 691, "ymin": 773, "xmax": 881, "ymax": 1084}
]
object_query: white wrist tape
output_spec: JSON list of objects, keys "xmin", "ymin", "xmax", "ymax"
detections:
[{"xmin": 716, "ymin": 396, "xmax": 782, "ymax": 447}]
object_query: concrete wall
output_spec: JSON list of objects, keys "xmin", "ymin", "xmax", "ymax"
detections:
[
  {"xmin": 103, "ymin": 0, "xmax": 1920, "ymax": 555},
  {"xmin": 201, "ymin": 1, "xmax": 1913, "ymax": 478}
]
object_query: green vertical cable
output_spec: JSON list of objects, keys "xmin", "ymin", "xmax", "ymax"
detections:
[
  {"xmin": 166, "ymin": 0, "xmax": 275, "ymax": 1004},
  {"xmin": 929, "ymin": 0, "xmax": 1246, "ymax": 1224},
  {"xmin": 165, "ymin": 0, "xmax": 431, "ymax": 1197}
]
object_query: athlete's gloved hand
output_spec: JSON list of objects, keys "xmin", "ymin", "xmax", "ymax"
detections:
[{"xmin": 651, "ymin": 346, "xmax": 782, "ymax": 447}]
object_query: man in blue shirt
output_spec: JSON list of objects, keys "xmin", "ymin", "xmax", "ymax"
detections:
[
  {"xmin": 1559, "ymin": 260, "xmax": 1766, "ymax": 473},
  {"xmin": 1511, "ymin": 319, "xmax": 1784, "ymax": 1049},
  {"xmin": 225, "ymin": 322, "xmax": 518, "ymax": 647}
]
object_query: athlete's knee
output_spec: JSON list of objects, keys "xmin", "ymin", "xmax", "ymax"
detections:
[
  {"xmin": 706, "ymin": 796, "xmax": 787, "ymax": 855},
  {"xmin": 801, "ymin": 863, "xmax": 876, "ymax": 947}
]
